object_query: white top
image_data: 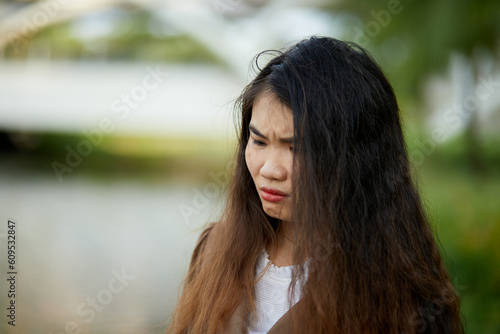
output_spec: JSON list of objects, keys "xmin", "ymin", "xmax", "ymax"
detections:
[{"xmin": 247, "ymin": 249, "xmax": 309, "ymax": 334}]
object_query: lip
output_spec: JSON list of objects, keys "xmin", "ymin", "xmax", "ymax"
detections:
[{"xmin": 260, "ymin": 186, "xmax": 288, "ymax": 202}]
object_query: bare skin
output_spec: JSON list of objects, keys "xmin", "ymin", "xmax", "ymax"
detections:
[
  {"xmin": 266, "ymin": 222, "xmax": 297, "ymax": 267},
  {"xmin": 244, "ymin": 91, "xmax": 300, "ymax": 267}
]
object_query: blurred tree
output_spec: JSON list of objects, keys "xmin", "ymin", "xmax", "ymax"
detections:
[{"xmin": 325, "ymin": 0, "xmax": 500, "ymax": 171}]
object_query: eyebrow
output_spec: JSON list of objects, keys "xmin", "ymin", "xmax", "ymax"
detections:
[{"xmin": 249, "ymin": 124, "xmax": 295, "ymax": 144}]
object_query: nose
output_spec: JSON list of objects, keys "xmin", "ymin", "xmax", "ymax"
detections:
[{"xmin": 260, "ymin": 152, "xmax": 287, "ymax": 181}]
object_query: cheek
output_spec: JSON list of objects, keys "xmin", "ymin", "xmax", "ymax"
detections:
[
  {"xmin": 245, "ymin": 144, "xmax": 258, "ymax": 177},
  {"xmin": 286, "ymin": 156, "xmax": 294, "ymax": 178}
]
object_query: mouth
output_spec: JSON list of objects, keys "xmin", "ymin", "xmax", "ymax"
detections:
[{"xmin": 260, "ymin": 186, "xmax": 288, "ymax": 202}]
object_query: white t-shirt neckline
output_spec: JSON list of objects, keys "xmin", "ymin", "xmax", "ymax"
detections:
[{"xmin": 247, "ymin": 249, "xmax": 309, "ymax": 334}]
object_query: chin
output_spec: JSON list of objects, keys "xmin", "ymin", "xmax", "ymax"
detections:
[{"xmin": 263, "ymin": 207, "xmax": 289, "ymax": 222}]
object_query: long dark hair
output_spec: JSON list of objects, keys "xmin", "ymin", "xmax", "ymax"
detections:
[{"xmin": 168, "ymin": 36, "xmax": 463, "ymax": 333}]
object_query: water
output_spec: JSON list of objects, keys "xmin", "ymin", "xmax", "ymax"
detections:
[{"xmin": 0, "ymin": 172, "xmax": 222, "ymax": 334}]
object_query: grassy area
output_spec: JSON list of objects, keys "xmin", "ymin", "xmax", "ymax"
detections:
[{"xmin": 0, "ymin": 132, "xmax": 235, "ymax": 184}]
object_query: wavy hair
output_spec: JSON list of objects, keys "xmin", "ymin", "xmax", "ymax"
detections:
[{"xmin": 167, "ymin": 36, "xmax": 463, "ymax": 333}]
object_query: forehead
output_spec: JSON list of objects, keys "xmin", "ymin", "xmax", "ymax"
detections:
[{"xmin": 250, "ymin": 92, "xmax": 293, "ymax": 135}]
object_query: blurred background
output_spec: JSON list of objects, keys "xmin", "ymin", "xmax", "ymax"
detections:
[{"xmin": 0, "ymin": 0, "xmax": 499, "ymax": 333}]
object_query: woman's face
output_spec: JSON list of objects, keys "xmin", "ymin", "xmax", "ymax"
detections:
[{"xmin": 245, "ymin": 92, "xmax": 295, "ymax": 223}]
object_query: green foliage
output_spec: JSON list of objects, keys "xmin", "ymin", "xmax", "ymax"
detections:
[
  {"xmin": 404, "ymin": 123, "xmax": 500, "ymax": 333},
  {"xmin": 420, "ymin": 160, "xmax": 500, "ymax": 334},
  {"xmin": 327, "ymin": 0, "xmax": 500, "ymax": 101}
]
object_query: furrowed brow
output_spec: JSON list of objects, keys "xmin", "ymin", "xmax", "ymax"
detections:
[
  {"xmin": 249, "ymin": 124, "xmax": 295, "ymax": 144},
  {"xmin": 249, "ymin": 124, "xmax": 267, "ymax": 139},
  {"xmin": 279, "ymin": 137, "xmax": 294, "ymax": 144}
]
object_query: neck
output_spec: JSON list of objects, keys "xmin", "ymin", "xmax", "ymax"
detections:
[{"xmin": 266, "ymin": 221, "xmax": 297, "ymax": 267}]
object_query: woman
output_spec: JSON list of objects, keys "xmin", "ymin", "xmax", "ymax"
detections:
[{"xmin": 167, "ymin": 36, "xmax": 464, "ymax": 333}]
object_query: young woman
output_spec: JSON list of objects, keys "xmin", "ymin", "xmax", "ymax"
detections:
[{"xmin": 167, "ymin": 36, "xmax": 464, "ymax": 333}]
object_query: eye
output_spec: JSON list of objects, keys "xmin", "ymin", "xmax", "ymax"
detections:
[{"xmin": 252, "ymin": 139, "xmax": 266, "ymax": 147}]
